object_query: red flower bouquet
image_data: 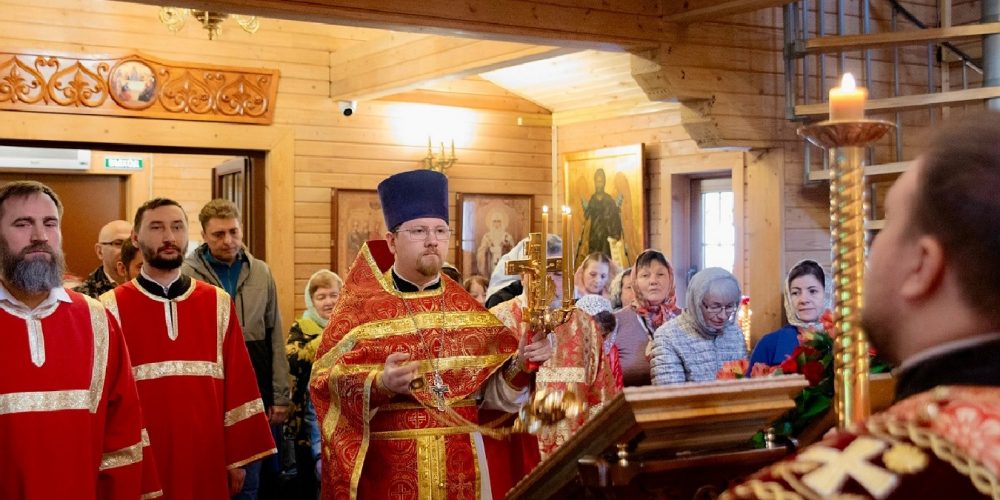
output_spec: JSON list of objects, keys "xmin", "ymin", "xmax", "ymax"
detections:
[{"xmin": 753, "ymin": 311, "xmax": 891, "ymax": 444}]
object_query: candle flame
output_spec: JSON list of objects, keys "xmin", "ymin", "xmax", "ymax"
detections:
[
  {"xmin": 562, "ymin": 205, "xmax": 570, "ymax": 215},
  {"xmin": 542, "ymin": 205, "xmax": 549, "ymax": 214},
  {"xmin": 840, "ymin": 72, "xmax": 856, "ymax": 91}
]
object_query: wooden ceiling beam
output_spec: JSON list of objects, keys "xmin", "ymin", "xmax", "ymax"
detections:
[
  {"xmin": 664, "ymin": 0, "xmax": 795, "ymax": 24},
  {"xmin": 118, "ymin": 0, "xmax": 666, "ymax": 48},
  {"xmin": 329, "ymin": 34, "xmax": 572, "ymax": 101},
  {"xmin": 799, "ymin": 23, "xmax": 1000, "ymax": 54},
  {"xmin": 794, "ymin": 87, "xmax": 1000, "ymax": 116}
]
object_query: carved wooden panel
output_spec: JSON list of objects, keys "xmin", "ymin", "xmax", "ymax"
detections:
[{"xmin": 0, "ymin": 51, "xmax": 279, "ymax": 124}]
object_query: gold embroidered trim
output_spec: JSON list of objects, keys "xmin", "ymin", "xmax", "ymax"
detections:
[
  {"xmin": 537, "ymin": 367, "xmax": 586, "ymax": 383},
  {"xmin": 141, "ymin": 428, "xmax": 150, "ymax": 446},
  {"xmin": 224, "ymin": 398, "xmax": 265, "ymax": 427},
  {"xmin": 0, "ymin": 296, "xmax": 110, "ymax": 415},
  {"xmin": 133, "ymin": 360, "xmax": 223, "ymax": 381},
  {"xmin": 349, "ymin": 370, "xmax": 377, "ymax": 500},
  {"xmin": 721, "ymin": 479, "xmax": 806, "ymax": 499},
  {"xmin": 415, "ymin": 434, "xmax": 448, "ymax": 499},
  {"xmin": 869, "ymin": 415, "xmax": 1000, "ymax": 498},
  {"xmin": 371, "ymin": 425, "xmax": 478, "ymax": 440},
  {"xmin": 341, "ymin": 353, "xmax": 511, "ymax": 375},
  {"xmin": 215, "ymin": 287, "xmax": 229, "ymax": 371},
  {"xmin": 140, "ymin": 490, "xmax": 164, "ymax": 499},
  {"xmin": 85, "ymin": 296, "xmax": 110, "ymax": 412},
  {"xmin": 0, "ymin": 290, "xmax": 64, "ymax": 368},
  {"xmin": 379, "ymin": 399, "xmax": 476, "ymax": 412},
  {"xmin": 0, "ymin": 390, "xmax": 90, "ymax": 415},
  {"xmin": 99, "ymin": 440, "xmax": 143, "ymax": 470},
  {"xmin": 99, "ymin": 290, "xmax": 121, "ymax": 325},
  {"xmin": 227, "ymin": 448, "xmax": 277, "ymax": 469}
]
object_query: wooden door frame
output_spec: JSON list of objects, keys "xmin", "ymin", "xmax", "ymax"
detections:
[
  {"xmin": 653, "ymin": 148, "xmax": 784, "ymax": 343},
  {"xmin": 0, "ymin": 111, "xmax": 295, "ymax": 325}
]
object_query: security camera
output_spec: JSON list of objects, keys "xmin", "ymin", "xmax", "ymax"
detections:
[{"xmin": 338, "ymin": 100, "xmax": 357, "ymax": 117}]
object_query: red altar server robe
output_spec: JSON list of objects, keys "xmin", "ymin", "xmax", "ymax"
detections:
[
  {"xmin": 102, "ymin": 277, "xmax": 276, "ymax": 499},
  {"xmin": 490, "ymin": 297, "xmax": 620, "ymax": 457},
  {"xmin": 0, "ymin": 288, "xmax": 157, "ymax": 499}
]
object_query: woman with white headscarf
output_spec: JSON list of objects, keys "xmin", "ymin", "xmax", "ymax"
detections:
[
  {"xmin": 649, "ymin": 267, "xmax": 748, "ymax": 385},
  {"xmin": 748, "ymin": 259, "xmax": 831, "ymax": 369},
  {"xmin": 285, "ymin": 269, "xmax": 343, "ymax": 496}
]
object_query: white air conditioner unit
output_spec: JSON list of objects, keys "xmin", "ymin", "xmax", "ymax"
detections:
[{"xmin": 0, "ymin": 146, "xmax": 91, "ymax": 170}]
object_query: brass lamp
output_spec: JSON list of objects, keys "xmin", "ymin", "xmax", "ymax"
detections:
[{"xmin": 159, "ymin": 7, "xmax": 260, "ymax": 40}]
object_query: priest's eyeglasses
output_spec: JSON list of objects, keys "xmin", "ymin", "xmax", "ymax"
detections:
[
  {"xmin": 396, "ymin": 226, "xmax": 452, "ymax": 241},
  {"xmin": 701, "ymin": 302, "xmax": 738, "ymax": 316}
]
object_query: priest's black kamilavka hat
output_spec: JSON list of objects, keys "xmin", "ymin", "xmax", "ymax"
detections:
[{"xmin": 377, "ymin": 169, "xmax": 449, "ymax": 229}]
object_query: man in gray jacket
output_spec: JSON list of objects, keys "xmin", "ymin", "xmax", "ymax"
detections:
[{"xmin": 182, "ymin": 198, "xmax": 289, "ymax": 500}]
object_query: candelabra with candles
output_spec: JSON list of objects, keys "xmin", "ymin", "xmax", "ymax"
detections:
[
  {"xmin": 798, "ymin": 73, "xmax": 893, "ymax": 430},
  {"xmin": 737, "ymin": 296, "xmax": 752, "ymax": 352},
  {"xmin": 506, "ymin": 205, "xmax": 582, "ymax": 433},
  {"xmin": 422, "ymin": 138, "xmax": 457, "ymax": 174}
]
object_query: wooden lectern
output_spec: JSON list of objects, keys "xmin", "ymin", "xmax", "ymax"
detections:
[{"xmin": 506, "ymin": 376, "xmax": 809, "ymax": 499}]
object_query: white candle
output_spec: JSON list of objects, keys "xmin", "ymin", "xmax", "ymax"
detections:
[{"xmin": 829, "ymin": 73, "xmax": 867, "ymax": 121}]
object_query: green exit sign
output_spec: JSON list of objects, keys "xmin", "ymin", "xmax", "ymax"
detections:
[{"xmin": 105, "ymin": 157, "xmax": 143, "ymax": 170}]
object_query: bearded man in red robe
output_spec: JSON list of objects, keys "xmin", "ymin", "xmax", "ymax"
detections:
[
  {"xmin": 102, "ymin": 198, "xmax": 275, "ymax": 499},
  {"xmin": 310, "ymin": 169, "xmax": 553, "ymax": 499},
  {"xmin": 0, "ymin": 181, "xmax": 156, "ymax": 499}
]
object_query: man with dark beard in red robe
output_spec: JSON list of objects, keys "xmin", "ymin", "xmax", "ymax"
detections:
[{"xmin": 0, "ymin": 181, "xmax": 155, "ymax": 499}]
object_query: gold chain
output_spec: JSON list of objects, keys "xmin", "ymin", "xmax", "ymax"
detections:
[{"xmin": 398, "ymin": 283, "xmax": 515, "ymax": 439}]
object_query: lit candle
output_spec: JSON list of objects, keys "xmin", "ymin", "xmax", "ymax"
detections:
[
  {"xmin": 450, "ymin": 139, "xmax": 455, "ymax": 158},
  {"xmin": 561, "ymin": 205, "xmax": 573, "ymax": 306},
  {"xmin": 541, "ymin": 205, "xmax": 549, "ymax": 237},
  {"xmin": 828, "ymin": 73, "xmax": 867, "ymax": 121}
]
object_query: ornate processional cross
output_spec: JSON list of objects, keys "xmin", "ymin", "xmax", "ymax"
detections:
[{"xmin": 505, "ymin": 232, "xmax": 564, "ymax": 336}]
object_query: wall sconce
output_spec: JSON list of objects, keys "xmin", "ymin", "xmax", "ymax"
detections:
[
  {"xmin": 422, "ymin": 137, "xmax": 457, "ymax": 174},
  {"xmin": 159, "ymin": 7, "xmax": 260, "ymax": 40}
]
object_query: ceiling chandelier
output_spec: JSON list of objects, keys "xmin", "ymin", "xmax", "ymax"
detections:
[{"xmin": 159, "ymin": 7, "xmax": 260, "ymax": 40}]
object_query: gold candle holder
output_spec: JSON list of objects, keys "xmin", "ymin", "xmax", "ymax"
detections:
[{"xmin": 798, "ymin": 119, "xmax": 893, "ymax": 430}]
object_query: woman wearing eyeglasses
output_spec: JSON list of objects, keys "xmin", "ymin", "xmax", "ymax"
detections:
[{"xmin": 649, "ymin": 267, "xmax": 748, "ymax": 385}]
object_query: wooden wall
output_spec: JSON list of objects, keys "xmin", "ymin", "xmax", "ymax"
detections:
[
  {"xmin": 85, "ymin": 150, "xmax": 233, "ymax": 244},
  {"xmin": 0, "ymin": 0, "xmax": 552, "ymax": 323}
]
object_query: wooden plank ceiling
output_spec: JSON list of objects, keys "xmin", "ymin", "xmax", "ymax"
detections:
[{"xmin": 99, "ymin": 1, "xmax": 784, "ymax": 119}]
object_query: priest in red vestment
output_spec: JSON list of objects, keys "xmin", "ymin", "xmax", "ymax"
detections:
[
  {"xmin": 0, "ymin": 181, "xmax": 157, "ymax": 499},
  {"xmin": 102, "ymin": 198, "xmax": 275, "ymax": 499},
  {"xmin": 310, "ymin": 170, "xmax": 554, "ymax": 500}
]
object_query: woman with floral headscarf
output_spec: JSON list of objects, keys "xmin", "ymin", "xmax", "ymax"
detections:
[
  {"xmin": 284, "ymin": 269, "xmax": 342, "ymax": 497},
  {"xmin": 748, "ymin": 260, "xmax": 831, "ymax": 369},
  {"xmin": 649, "ymin": 267, "xmax": 748, "ymax": 385},
  {"xmin": 612, "ymin": 250, "xmax": 682, "ymax": 386}
]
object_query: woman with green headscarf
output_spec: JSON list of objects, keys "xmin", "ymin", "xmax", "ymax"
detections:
[
  {"xmin": 284, "ymin": 269, "xmax": 342, "ymax": 497},
  {"xmin": 649, "ymin": 267, "xmax": 748, "ymax": 384}
]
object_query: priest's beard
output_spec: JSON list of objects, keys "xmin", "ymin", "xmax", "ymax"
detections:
[
  {"xmin": 0, "ymin": 239, "xmax": 65, "ymax": 294},
  {"xmin": 415, "ymin": 253, "xmax": 442, "ymax": 278},
  {"xmin": 141, "ymin": 243, "xmax": 185, "ymax": 270}
]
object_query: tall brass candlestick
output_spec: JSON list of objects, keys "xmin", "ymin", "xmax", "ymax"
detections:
[
  {"xmin": 561, "ymin": 206, "xmax": 573, "ymax": 307},
  {"xmin": 799, "ymin": 119, "xmax": 893, "ymax": 429}
]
